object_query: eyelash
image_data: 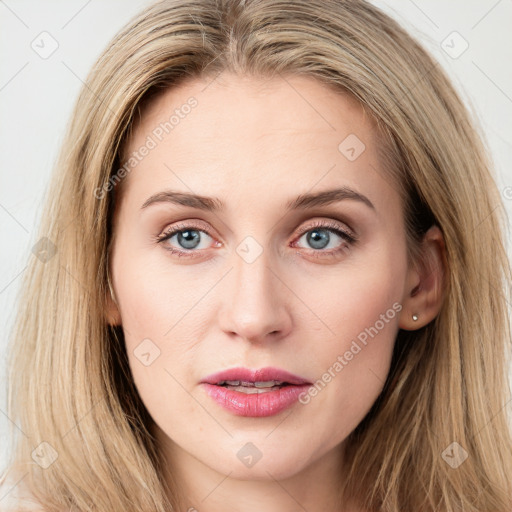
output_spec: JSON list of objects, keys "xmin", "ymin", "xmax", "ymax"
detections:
[{"xmin": 154, "ymin": 219, "xmax": 358, "ymax": 259}]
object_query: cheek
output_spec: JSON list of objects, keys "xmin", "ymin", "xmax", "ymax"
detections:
[
  {"xmin": 293, "ymin": 245, "xmax": 406, "ymax": 438},
  {"xmin": 112, "ymin": 244, "xmax": 204, "ymax": 339},
  {"xmin": 110, "ymin": 247, "xmax": 202, "ymax": 412}
]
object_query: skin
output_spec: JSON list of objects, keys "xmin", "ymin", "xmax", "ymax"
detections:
[{"xmin": 107, "ymin": 72, "xmax": 445, "ymax": 512}]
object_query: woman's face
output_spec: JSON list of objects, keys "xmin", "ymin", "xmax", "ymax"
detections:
[{"xmin": 108, "ymin": 72, "xmax": 415, "ymax": 483}]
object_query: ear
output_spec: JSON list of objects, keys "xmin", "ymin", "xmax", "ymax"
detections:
[{"xmin": 399, "ymin": 225, "xmax": 446, "ymax": 331}]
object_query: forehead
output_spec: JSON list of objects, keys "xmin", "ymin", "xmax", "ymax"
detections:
[
  {"xmin": 128, "ymin": 72, "xmax": 374, "ymax": 149},
  {"xmin": 118, "ymin": 72, "xmax": 399, "ymax": 216}
]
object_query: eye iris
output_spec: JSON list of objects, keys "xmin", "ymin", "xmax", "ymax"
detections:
[
  {"xmin": 177, "ymin": 230, "xmax": 201, "ymax": 249},
  {"xmin": 307, "ymin": 229, "xmax": 330, "ymax": 249}
]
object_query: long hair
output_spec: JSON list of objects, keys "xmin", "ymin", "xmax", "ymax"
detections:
[{"xmin": 3, "ymin": 1, "xmax": 512, "ymax": 510}]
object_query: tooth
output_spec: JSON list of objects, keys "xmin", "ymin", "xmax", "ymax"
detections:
[
  {"xmin": 225, "ymin": 385, "xmax": 282, "ymax": 394},
  {"xmin": 224, "ymin": 380, "xmax": 240, "ymax": 386},
  {"xmin": 240, "ymin": 387, "xmax": 260, "ymax": 394},
  {"xmin": 254, "ymin": 380, "xmax": 280, "ymax": 388}
]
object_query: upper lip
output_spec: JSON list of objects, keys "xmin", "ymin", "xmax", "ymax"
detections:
[{"xmin": 201, "ymin": 366, "xmax": 311, "ymax": 386}]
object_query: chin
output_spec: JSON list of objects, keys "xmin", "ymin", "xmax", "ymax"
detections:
[{"xmin": 205, "ymin": 436, "xmax": 316, "ymax": 480}]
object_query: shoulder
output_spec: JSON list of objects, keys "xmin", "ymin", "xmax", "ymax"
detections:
[{"xmin": 0, "ymin": 470, "xmax": 45, "ymax": 512}]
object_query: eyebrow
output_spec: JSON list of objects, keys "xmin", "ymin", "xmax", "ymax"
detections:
[{"xmin": 140, "ymin": 186, "xmax": 375, "ymax": 212}]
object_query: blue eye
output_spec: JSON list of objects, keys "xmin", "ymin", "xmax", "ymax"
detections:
[
  {"xmin": 293, "ymin": 220, "xmax": 356, "ymax": 258},
  {"xmin": 156, "ymin": 223, "xmax": 215, "ymax": 256},
  {"xmin": 297, "ymin": 227, "xmax": 353, "ymax": 250},
  {"xmin": 156, "ymin": 219, "xmax": 357, "ymax": 259}
]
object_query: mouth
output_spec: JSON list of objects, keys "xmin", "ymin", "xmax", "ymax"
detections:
[{"xmin": 200, "ymin": 367, "xmax": 313, "ymax": 417}]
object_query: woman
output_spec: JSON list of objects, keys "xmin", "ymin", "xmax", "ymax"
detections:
[{"xmin": 1, "ymin": 0, "xmax": 511, "ymax": 510}]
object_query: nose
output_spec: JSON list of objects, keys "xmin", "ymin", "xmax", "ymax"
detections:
[{"xmin": 218, "ymin": 247, "xmax": 293, "ymax": 344}]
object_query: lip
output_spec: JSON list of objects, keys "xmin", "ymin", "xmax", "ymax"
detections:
[
  {"xmin": 200, "ymin": 366, "xmax": 312, "ymax": 417},
  {"xmin": 200, "ymin": 366, "xmax": 311, "ymax": 386}
]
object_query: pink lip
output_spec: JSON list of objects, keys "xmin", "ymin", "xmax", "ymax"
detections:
[
  {"xmin": 200, "ymin": 366, "xmax": 312, "ymax": 417},
  {"xmin": 201, "ymin": 366, "xmax": 311, "ymax": 386}
]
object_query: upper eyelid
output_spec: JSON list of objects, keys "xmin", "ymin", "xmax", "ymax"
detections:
[
  {"xmin": 295, "ymin": 219, "xmax": 356, "ymax": 239},
  {"xmin": 157, "ymin": 218, "xmax": 356, "ymax": 245},
  {"xmin": 159, "ymin": 219, "xmax": 214, "ymax": 237}
]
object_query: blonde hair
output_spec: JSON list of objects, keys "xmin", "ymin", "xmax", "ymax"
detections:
[{"xmin": 3, "ymin": 0, "xmax": 512, "ymax": 510}]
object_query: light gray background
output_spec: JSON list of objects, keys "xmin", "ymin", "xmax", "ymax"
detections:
[{"xmin": 1, "ymin": 0, "xmax": 511, "ymax": 471}]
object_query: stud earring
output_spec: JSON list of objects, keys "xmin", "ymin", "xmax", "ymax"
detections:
[{"xmin": 412, "ymin": 314, "xmax": 419, "ymax": 321}]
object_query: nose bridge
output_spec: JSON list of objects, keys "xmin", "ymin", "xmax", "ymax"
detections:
[{"xmin": 219, "ymin": 238, "xmax": 291, "ymax": 342}]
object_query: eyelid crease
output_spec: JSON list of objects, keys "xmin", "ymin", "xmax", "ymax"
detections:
[
  {"xmin": 155, "ymin": 217, "xmax": 357, "ymax": 243},
  {"xmin": 296, "ymin": 218, "xmax": 358, "ymax": 242}
]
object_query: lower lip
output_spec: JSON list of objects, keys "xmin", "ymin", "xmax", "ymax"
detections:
[{"xmin": 201, "ymin": 383, "xmax": 312, "ymax": 417}]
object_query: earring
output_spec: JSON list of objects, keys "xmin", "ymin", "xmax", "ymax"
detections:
[{"xmin": 412, "ymin": 314, "xmax": 419, "ymax": 321}]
